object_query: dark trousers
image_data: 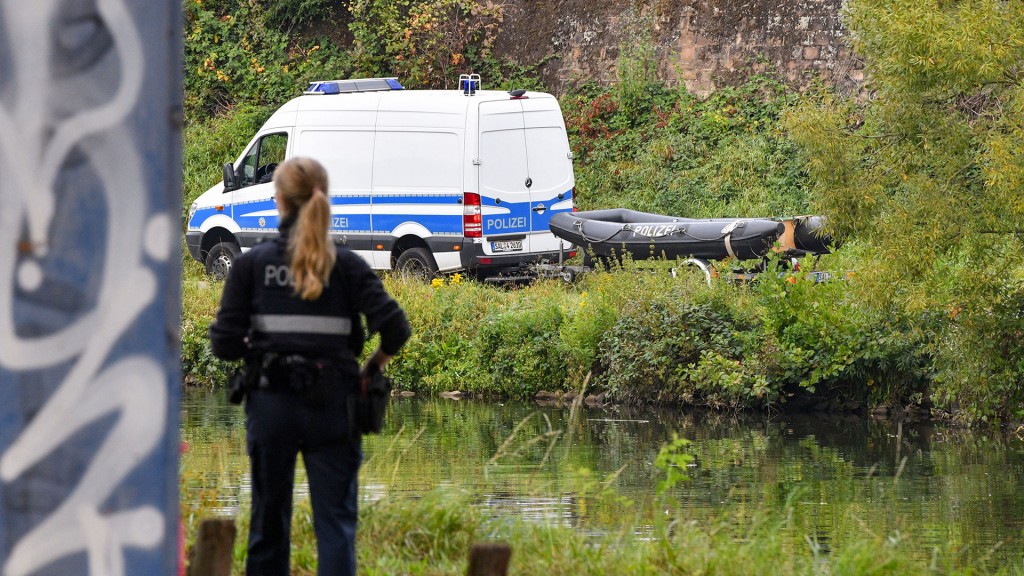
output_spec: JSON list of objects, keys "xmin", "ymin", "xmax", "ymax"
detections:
[{"xmin": 244, "ymin": 385, "xmax": 362, "ymax": 576}]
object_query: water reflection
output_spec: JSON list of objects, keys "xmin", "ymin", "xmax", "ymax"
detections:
[{"xmin": 180, "ymin": 389, "xmax": 1024, "ymax": 564}]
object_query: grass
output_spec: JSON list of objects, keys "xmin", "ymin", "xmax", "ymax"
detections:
[{"xmin": 185, "ymin": 469, "xmax": 1019, "ymax": 576}]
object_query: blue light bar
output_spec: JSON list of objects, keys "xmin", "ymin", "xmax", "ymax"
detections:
[{"xmin": 305, "ymin": 77, "xmax": 404, "ymax": 95}]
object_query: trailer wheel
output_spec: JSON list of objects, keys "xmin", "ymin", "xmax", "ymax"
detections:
[
  {"xmin": 205, "ymin": 241, "xmax": 239, "ymax": 281},
  {"xmin": 672, "ymin": 258, "xmax": 712, "ymax": 286},
  {"xmin": 395, "ymin": 247, "xmax": 439, "ymax": 281}
]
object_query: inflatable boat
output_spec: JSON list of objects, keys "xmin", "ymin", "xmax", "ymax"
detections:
[{"xmin": 548, "ymin": 209, "xmax": 835, "ymax": 261}]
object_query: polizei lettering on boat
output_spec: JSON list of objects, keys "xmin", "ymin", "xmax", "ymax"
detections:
[
  {"xmin": 631, "ymin": 224, "xmax": 679, "ymax": 238},
  {"xmin": 487, "ymin": 216, "xmax": 527, "ymax": 232}
]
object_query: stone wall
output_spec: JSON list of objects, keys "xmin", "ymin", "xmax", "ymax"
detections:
[{"xmin": 493, "ymin": 0, "xmax": 862, "ymax": 96}]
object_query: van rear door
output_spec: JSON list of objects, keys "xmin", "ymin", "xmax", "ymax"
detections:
[
  {"xmin": 478, "ymin": 96, "xmax": 574, "ymax": 256},
  {"xmin": 521, "ymin": 97, "xmax": 575, "ymax": 253},
  {"xmin": 478, "ymin": 100, "xmax": 533, "ymax": 253}
]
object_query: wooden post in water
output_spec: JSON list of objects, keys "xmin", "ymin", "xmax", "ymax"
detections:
[
  {"xmin": 188, "ymin": 519, "xmax": 237, "ymax": 576},
  {"xmin": 467, "ymin": 542, "xmax": 512, "ymax": 576}
]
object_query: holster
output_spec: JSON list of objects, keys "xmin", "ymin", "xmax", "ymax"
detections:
[
  {"xmin": 227, "ymin": 355, "xmax": 264, "ymax": 405},
  {"xmin": 346, "ymin": 368, "xmax": 391, "ymax": 439}
]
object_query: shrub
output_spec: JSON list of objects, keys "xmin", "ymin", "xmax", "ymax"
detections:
[
  {"xmin": 184, "ymin": 0, "xmax": 352, "ymax": 116},
  {"xmin": 385, "ymin": 275, "xmax": 497, "ymax": 394},
  {"xmin": 753, "ymin": 252, "xmax": 932, "ymax": 406},
  {"xmin": 597, "ymin": 284, "xmax": 774, "ymax": 409},
  {"xmin": 476, "ymin": 300, "xmax": 568, "ymax": 398},
  {"xmin": 348, "ymin": 0, "xmax": 504, "ymax": 88},
  {"xmin": 181, "ymin": 275, "xmax": 236, "ymax": 386},
  {"xmin": 563, "ymin": 74, "xmax": 807, "ymax": 220}
]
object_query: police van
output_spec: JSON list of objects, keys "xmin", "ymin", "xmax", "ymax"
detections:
[{"xmin": 185, "ymin": 75, "xmax": 577, "ymax": 279}]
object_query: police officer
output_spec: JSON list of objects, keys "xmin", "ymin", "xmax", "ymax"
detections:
[{"xmin": 209, "ymin": 157, "xmax": 410, "ymax": 576}]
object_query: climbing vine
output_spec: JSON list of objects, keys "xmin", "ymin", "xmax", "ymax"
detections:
[{"xmin": 348, "ymin": 0, "xmax": 504, "ymax": 88}]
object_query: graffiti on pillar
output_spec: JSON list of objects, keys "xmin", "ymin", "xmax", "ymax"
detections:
[{"xmin": 0, "ymin": 0, "xmax": 178, "ymax": 575}]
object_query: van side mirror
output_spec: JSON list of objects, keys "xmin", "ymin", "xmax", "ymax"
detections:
[{"xmin": 223, "ymin": 163, "xmax": 238, "ymax": 192}]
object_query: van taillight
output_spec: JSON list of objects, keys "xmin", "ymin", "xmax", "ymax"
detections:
[{"xmin": 464, "ymin": 192, "xmax": 482, "ymax": 237}]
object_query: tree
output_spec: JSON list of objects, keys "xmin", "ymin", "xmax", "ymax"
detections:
[{"xmin": 785, "ymin": 0, "xmax": 1024, "ymax": 421}]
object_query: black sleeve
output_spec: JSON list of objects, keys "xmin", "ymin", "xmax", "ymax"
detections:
[
  {"xmin": 343, "ymin": 252, "xmax": 411, "ymax": 353},
  {"xmin": 378, "ymin": 308, "xmax": 411, "ymax": 356},
  {"xmin": 209, "ymin": 253, "xmax": 254, "ymax": 360}
]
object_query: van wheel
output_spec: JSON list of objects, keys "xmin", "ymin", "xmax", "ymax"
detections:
[
  {"xmin": 205, "ymin": 242, "xmax": 240, "ymax": 281},
  {"xmin": 395, "ymin": 248, "xmax": 439, "ymax": 280}
]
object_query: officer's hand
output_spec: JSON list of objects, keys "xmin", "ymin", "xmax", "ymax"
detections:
[{"xmin": 359, "ymin": 361, "xmax": 379, "ymax": 392}]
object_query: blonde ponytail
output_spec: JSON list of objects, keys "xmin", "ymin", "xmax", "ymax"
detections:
[{"xmin": 272, "ymin": 158, "xmax": 336, "ymax": 300}]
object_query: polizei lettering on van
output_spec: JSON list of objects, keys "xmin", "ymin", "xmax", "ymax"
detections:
[{"xmin": 487, "ymin": 216, "xmax": 527, "ymax": 233}]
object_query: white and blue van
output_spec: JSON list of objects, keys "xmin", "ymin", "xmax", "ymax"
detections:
[{"xmin": 185, "ymin": 76, "xmax": 577, "ymax": 279}]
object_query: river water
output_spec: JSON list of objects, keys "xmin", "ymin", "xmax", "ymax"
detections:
[{"xmin": 181, "ymin": 388, "xmax": 1024, "ymax": 566}]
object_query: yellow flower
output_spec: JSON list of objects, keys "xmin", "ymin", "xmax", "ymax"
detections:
[
  {"xmin": 451, "ymin": 273, "xmax": 463, "ymax": 284},
  {"xmin": 431, "ymin": 278, "xmax": 444, "ymax": 288}
]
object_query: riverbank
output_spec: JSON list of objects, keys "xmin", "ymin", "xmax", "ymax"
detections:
[
  {"xmin": 183, "ymin": 254, "xmax": 940, "ymax": 415},
  {"xmin": 191, "ymin": 493, "xmax": 1009, "ymax": 576}
]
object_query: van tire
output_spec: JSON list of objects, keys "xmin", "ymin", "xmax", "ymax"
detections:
[
  {"xmin": 395, "ymin": 248, "xmax": 439, "ymax": 280},
  {"xmin": 205, "ymin": 241, "xmax": 240, "ymax": 281}
]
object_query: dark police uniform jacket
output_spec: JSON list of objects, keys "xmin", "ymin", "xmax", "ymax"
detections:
[{"xmin": 209, "ymin": 219, "xmax": 410, "ymax": 373}]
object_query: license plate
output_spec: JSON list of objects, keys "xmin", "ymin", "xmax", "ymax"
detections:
[{"xmin": 491, "ymin": 240, "xmax": 523, "ymax": 253}]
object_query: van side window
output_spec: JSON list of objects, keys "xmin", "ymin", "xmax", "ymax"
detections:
[{"xmin": 239, "ymin": 132, "xmax": 288, "ymax": 188}]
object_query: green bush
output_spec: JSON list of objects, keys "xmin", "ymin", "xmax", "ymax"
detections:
[
  {"xmin": 563, "ymin": 75, "xmax": 807, "ymax": 220},
  {"xmin": 753, "ymin": 252, "xmax": 932, "ymax": 406},
  {"xmin": 184, "ymin": 0, "xmax": 352, "ymax": 115},
  {"xmin": 181, "ymin": 275, "xmax": 236, "ymax": 386},
  {"xmin": 925, "ymin": 237, "xmax": 1024, "ymax": 423},
  {"xmin": 476, "ymin": 300, "xmax": 568, "ymax": 398},
  {"xmin": 596, "ymin": 279, "xmax": 773, "ymax": 408},
  {"xmin": 181, "ymin": 268, "xmax": 936, "ymax": 412},
  {"xmin": 348, "ymin": 0, "xmax": 504, "ymax": 88},
  {"xmin": 385, "ymin": 275, "xmax": 497, "ymax": 394}
]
